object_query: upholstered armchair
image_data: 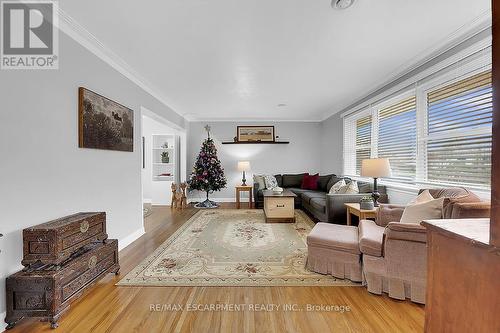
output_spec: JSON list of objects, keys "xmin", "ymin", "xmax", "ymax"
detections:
[{"xmin": 360, "ymin": 188, "xmax": 490, "ymax": 304}]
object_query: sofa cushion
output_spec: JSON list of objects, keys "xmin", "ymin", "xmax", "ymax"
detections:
[
  {"xmin": 358, "ymin": 219, "xmax": 385, "ymax": 257},
  {"xmin": 264, "ymin": 175, "xmax": 278, "ymax": 189},
  {"xmin": 301, "ymin": 191, "xmax": 326, "ymax": 204},
  {"xmin": 301, "ymin": 173, "xmax": 319, "ymax": 190},
  {"xmin": 310, "ymin": 198, "xmax": 326, "ymax": 213},
  {"xmin": 282, "ymin": 173, "xmax": 306, "ymax": 188},
  {"xmin": 287, "ymin": 188, "xmax": 310, "ymax": 196},
  {"xmin": 326, "ymin": 176, "xmax": 351, "ymax": 192},
  {"xmin": 337, "ymin": 180, "xmax": 359, "ymax": 194},
  {"xmin": 307, "ymin": 223, "xmax": 360, "ymax": 254},
  {"xmin": 400, "ymin": 197, "xmax": 445, "ymax": 225},
  {"xmin": 317, "ymin": 174, "xmax": 335, "ymax": 192},
  {"xmin": 328, "ymin": 179, "xmax": 346, "ymax": 194},
  {"xmin": 274, "ymin": 174, "xmax": 283, "ymax": 187},
  {"xmin": 253, "ymin": 175, "xmax": 266, "ymax": 191}
]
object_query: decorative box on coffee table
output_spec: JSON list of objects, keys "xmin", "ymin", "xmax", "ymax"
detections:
[
  {"xmin": 5, "ymin": 212, "xmax": 119, "ymax": 330},
  {"xmin": 263, "ymin": 189, "xmax": 297, "ymax": 223}
]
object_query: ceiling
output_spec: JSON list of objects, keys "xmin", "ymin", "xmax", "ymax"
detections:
[{"xmin": 60, "ymin": 0, "xmax": 491, "ymax": 121}]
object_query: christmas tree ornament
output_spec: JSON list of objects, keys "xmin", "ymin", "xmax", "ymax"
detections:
[{"xmin": 188, "ymin": 125, "xmax": 227, "ymax": 208}]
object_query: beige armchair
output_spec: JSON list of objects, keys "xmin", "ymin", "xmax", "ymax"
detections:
[{"xmin": 360, "ymin": 188, "xmax": 490, "ymax": 304}]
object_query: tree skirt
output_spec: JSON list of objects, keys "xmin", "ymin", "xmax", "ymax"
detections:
[{"xmin": 117, "ymin": 210, "xmax": 358, "ymax": 287}]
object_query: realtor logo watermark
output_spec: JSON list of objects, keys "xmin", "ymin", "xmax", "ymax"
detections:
[{"xmin": 1, "ymin": 0, "xmax": 58, "ymax": 69}]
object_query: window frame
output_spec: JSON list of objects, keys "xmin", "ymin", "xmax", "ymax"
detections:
[{"xmin": 342, "ymin": 52, "xmax": 492, "ymax": 191}]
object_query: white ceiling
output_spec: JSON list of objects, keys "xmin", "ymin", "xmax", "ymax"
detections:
[{"xmin": 60, "ymin": 0, "xmax": 491, "ymax": 121}]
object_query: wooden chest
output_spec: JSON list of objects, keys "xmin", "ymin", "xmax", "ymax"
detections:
[
  {"xmin": 264, "ymin": 196, "xmax": 296, "ymax": 223},
  {"xmin": 6, "ymin": 239, "xmax": 119, "ymax": 329},
  {"xmin": 22, "ymin": 212, "xmax": 108, "ymax": 266}
]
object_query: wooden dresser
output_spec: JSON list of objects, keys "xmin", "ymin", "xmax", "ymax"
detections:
[{"xmin": 422, "ymin": 219, "xmax": 500, "ymax": 332}]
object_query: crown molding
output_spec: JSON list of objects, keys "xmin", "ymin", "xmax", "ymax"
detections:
[
  {"xmin": 185, "ymin": 117, "xmax": 322, "ymax": 123},
  {"xmin": 56, "ymin": 8, "xmax": 185, "ymax": 121},
  {"xmin": 321, "ymin": 10, "xmax": 492, "ymax": 122}
]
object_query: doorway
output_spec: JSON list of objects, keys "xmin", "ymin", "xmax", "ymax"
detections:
[{"xmin": 141, "ymin": 107, "xmax": 187, "ymax": 220}]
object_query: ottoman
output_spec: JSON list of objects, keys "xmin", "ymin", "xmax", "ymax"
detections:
[{"xmin": 306, "ymin": 222, "xmax": 362, "ymax": 282}]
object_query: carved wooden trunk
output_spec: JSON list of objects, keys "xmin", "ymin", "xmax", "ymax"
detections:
[
  {"xmin": 6, "ymin": 239, "xmax": 119, "ymax": 329},
  {"xmin": 22, "ymin": 212, "xmax": 108, "ymax": 266}
]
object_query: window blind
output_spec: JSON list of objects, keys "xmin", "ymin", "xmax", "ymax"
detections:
[
  {"xmin": 426, "ymin": 71, "xmax": 492, "ymax": 187},
  {"xmin": 355, "ymin": 115, "xmax": 372, "ymax": 174},
  {"xmin": 377, "ymin": 96, "xmax": 417, "ymax": 180}
]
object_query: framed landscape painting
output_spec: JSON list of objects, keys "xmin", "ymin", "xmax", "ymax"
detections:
[
  {"xmin": 237, "ymin": 126, "xmax": 275, "ymax": 142},
  {"xmin": 78, "ymin": 87, "xmax": 134, "ymax": 152}
]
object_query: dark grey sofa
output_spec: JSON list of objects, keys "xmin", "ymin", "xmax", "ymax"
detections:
[{"xmin": 253, "ymin": 174, "xmax": 388, "ymax": 224}]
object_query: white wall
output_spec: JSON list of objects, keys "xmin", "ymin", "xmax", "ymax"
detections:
[
  {"xmin": 320, "ymin": 113, "xmax": 344, "ymax": 175},
  {"xmin": 187, "ymin": 122, "xmax": 322, "ymax": 201},
  {"xmin": 0, "ymin": 32, "xmax": 185, "ymax": 318}
]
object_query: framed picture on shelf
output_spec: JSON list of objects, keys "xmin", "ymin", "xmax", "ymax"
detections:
[
  {"xmin": 78, "ymin": 87, "xmax": 134, "ymax": 152},
  {"xmin": 236, "ymin": 126, "xmax": 275, "ymax": 142}
]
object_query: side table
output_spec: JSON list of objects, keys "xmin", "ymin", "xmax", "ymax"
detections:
[
  {"xmin": 236, "ymin": 186, "xmax": 253, "ymax": 209},
  {"xmin": 344, "ymin": 203, "xmax": 378, "ymax": 226}
]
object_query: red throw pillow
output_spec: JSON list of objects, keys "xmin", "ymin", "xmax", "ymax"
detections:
[{"xmin": 301, "ymin": 173, "xmax": 319, "ymax": 190}]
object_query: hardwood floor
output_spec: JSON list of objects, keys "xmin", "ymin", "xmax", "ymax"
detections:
[{"xmin": 6, "ymin": 204, "xmax": 424, "ymax": 333}]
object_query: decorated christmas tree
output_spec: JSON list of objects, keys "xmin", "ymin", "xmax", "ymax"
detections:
[{"xmin": 188, "ymin": 125, "xmax": 227, "ymax": 208}]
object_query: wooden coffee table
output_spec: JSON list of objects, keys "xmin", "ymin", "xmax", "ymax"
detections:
[
  {"xmin": 344, "ymin": 203, "xmax": 378, "ymax": 226},
  {"xmin": 263, "ymin": 189, "xmax": 297, "ymax": 223}
]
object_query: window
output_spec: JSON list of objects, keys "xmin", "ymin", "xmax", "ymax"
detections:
[
  {"xmin": 377, "ymin": 96, "xmax": 417, "ymax": 180},
  {"xmin": 425, "ymin": 71, "xmax": 492, "ymax": 187},
  {"xmin": 343, "ymin": 60, "xmax": 492, "ymax": 190},
  {"xmin": 355, "ymin": 115, "xmax": 372, "ymax": 175}
]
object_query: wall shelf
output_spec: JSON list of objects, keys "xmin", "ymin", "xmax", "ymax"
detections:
[
  {"xmin": 152, "ymin": 134, "xmax": 176, "ymax": 182},
  {"xmin": 221, "ymin": 141, "xmax": 289, "ymax": 145}
]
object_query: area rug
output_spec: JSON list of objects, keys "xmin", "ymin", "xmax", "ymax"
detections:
[{"xmin": 117, "ymin": 209, "xmax": 358, "ymax": 287}]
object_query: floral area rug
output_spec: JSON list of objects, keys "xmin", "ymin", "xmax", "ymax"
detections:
[{"xmin": 117, "ymin": 209, "xmax": 357, "ymax": 287}]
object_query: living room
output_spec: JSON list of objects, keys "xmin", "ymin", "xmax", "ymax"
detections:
[{"xmin": 1, "ymin": 0, "xmax": 499, "ymax": 332}]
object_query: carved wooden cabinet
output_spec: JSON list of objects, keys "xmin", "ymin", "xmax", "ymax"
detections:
[
  {"xmin": 22, "ymin": 212, "xmax": 107, "ymax": 266},
  {"xmin": 5, "ymin": 213, "xmax": 119, "ymax": 330}
]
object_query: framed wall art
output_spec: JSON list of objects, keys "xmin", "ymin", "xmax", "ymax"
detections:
[
  {"xmin": 78, "ymin": 87, "xmax": 134, "ymax": 152},
  {"xmin": 236, "ymin": 126, "xmax": 275, "ymax": 142}
]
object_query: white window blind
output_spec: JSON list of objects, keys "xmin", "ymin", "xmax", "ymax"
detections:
[
  {"xmin": 342, "ymin": 54, "xmax": 492, "ymax": 190},
  {"xmin": 425, "ymin": 71, "xmax": 492, "ymax": 187},
  {"xmin": 377, "ymin": 96, "xmax": 417, "ymax": 180},
  {"xmin": 355, "ymin": 115, "xmax": 372, "ymax": 175}
]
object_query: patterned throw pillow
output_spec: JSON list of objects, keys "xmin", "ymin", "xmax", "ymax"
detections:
[
  {"xmin": 264, "ymin": 175, "xmax": 278, "ymax": 189},
  {"xmin": 328, "ymin": 179, "xmax": 346, "ymax": 194},
  {"xmin": 337, "ymin": 180, "xmax": 359, "ymax": 194},
  {"xmin": 253, "ymin": 175, "xmax": 266, "ymax": 190}
]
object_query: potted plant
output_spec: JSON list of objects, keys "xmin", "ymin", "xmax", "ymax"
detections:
[
  {"xmin": 161, "ymin": 151, "xmax": 169, "ymax": 163},
  {"xmin": 360, "ymin": 196, "xmax": 374, "ymax": 210}
]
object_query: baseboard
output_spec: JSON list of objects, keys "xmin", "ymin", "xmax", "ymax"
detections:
[
  {"xmin": 143, "ymin": 198, "xmax": 152, "ymax": 204},
  {"xmin": 1, "ymin": 312, "xmax": 6, "ymax": 331},
  {"xmin": 118, "ymin": 227, "xmax": 145, "ymax": 251}
]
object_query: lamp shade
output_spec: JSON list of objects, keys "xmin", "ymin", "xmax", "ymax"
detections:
[
  {"xmin": 361, "ymin": 158, "xmax": 392, "ymax": 178},
  {"xmin": 237, "ymin": 161, "xmax": 251, "ymax": 172}
]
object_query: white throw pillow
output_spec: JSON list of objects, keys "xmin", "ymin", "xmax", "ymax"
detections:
[
  {"xmin": 408, "ymin": 189, "xmax": 434, "ymax": 205},
  {"xmin": 264, "ymin": 175, "xmax": 278, "ymax": 189},
  {"xmin": 400, "ymin": 197, "xmax": 445, "ymax": 225},
  {"xmin": 337, "ymin": 181, "xmax": 359, "ymax": 194},
  {"xmin": 328, "ymin": 179, "xmax": 346, "ymax": 194}
]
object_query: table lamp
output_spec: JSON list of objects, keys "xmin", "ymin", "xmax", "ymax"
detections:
[
  {"xmin": 361, "ymin": 158, "xmax": 392, "ymax": 206},
  {"xmin": 237, "ymin": 161, "xmax": 251, "ymax": 186}
]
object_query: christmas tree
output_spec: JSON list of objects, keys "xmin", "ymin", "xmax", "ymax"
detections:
[{"xmin": 188, "ymin": 125, "xmax": 227, "ymax": 208}]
